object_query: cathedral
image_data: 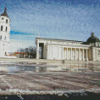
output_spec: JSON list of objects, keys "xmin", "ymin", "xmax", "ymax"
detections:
[
  {"xmin": 0, "ymin": 7, "xmax": 10, "ymax": 57},
  {"xmin": 36, "ymin": 32, "xmax": 100, "ymax": 61}
]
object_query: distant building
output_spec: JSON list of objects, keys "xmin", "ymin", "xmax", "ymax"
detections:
[
  {"xmin": 0, "ymin": 7, "xmax": 10, "ymax": 57},
  {"xmin": 14, "ymin": 52, "xmax": 26, "ymax": 58},
  {"xmin": 36, "ymin": 32, "xmax": 100, "ymax": 61}
]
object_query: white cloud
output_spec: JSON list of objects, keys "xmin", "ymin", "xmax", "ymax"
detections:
[
  {"xmin": 9, "ymin": 38, "xmax": 36, "ymax": 52},
  {"xmin": 0, "ymin": 0, "xmax": 100, "ymax": 52}
]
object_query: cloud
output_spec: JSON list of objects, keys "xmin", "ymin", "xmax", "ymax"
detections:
[
  {"xmin": 3, "ymin": 0, "xmax": 99, "ymax": 38},
  {"xmin": 0, "ymin": 0, "xmax": 100, "ymax": 52},
  {"xmin": 9, "ymin": 39, "xmax": 36, "ymax": 52},
  {"xmin": 9, "ymin": 31, "xmax": 36, "ymax": 52}
]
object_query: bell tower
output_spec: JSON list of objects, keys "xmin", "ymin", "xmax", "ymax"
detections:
[{"xmin": 0, "ymin": 7, "xmax": 10, "ymax": 57}]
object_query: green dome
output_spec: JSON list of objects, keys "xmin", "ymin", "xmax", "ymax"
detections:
[{"xmin": 87, "ymin": 32, "xmax": 100, "ymax": 43}]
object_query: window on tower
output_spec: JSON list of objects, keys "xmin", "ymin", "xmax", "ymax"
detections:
[
  {"xmin": 6, "ymin": 27, "xmax": 7, "ymax": 32},
  {"xmin": 1, "ymin": 26, "xmax": 3, "ymax": 31},
  {"xmin": 6, "ymin": 19, "xmax": 8, "ymax": 23},
  {"xmin": 2, "ymin": 18, "xmax": 4, "ymax": 20}
]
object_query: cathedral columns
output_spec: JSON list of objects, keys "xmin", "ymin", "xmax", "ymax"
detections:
[
  {"xmin": 86, "ymin": 49, "xmax": 88, "ymax": 61},
  {"xmin": 65, "ymin": 48, "xmax": 66, "ymax": 59},
  {"xmin": 71, "ymin": 48, "xmax": 72, "ymax": 60},
  {"xmin": 75, "ymin": 48, "xmax": 77, "ymax": 60},
  {"xmin": 83, "ymin": 49, "xmax": 84, "ymax": 61},
  {"xmin": 79, "ymin": 48, "xmax": 80, "ymax": 60},
  {"xmin": 61, "ymin": 47, "xmax": 63, "ymax": 60},
  {"xmin": 67, "ymin": 48, "xmax": 68, "ymax": 60},
  {"xmin": 36, "ymin": 41, "xmax": 39, "ymax": 59},
  {"xmin": 61, "ymin": 47, "xmax": 89, "ymax": 61}
]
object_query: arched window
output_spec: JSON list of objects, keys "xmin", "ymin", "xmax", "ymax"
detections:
[
  {"xmin": 6, "ymin": 19, "xmax": 8, "ymax": 23},
  {"xmin": 1, "ymin": 26, "xmax": 3, "ymax": 31},
  {"xmin": 6, "ymin": 27, "xmax": 7, "ymax": 32}
]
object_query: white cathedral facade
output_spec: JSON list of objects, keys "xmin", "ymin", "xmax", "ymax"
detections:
[
  {"xmin": 36, "ymin": 32, "xmax": 100, "ymax": 61},
  {"xmin": 0, "ymin": 7, "xmax": 10, "ymax": 57}
]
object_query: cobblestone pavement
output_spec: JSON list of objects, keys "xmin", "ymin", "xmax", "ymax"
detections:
[
  {"xmin": 0, "ymin": 59, "xmax": 100, "ymax": 95},
  {"xmin": 0, "ymin": 71, "xmax": 100, "ymax": 94}
]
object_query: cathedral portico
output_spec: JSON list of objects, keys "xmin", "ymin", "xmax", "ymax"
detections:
[{"xmin": 35, "ymin": 36, "xmax": 94, "ymax": 61}]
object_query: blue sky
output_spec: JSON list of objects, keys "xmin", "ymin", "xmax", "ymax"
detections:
[{"xmin": 0, "ymin": 0, "xmax": 100, "ymax": 52}]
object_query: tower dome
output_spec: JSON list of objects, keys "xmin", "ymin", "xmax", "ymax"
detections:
[
  {"xmin": 87, "ymin": 32, "xmax": 100, "ymax": 44},
  {"xmin": 1, "ymin": 7, "xmax": 9, "ymax": 18}
]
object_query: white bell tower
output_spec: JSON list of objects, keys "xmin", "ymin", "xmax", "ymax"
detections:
[{"xmin": 0, "ymin": 7, "xmax": 10, "ymax": 57}]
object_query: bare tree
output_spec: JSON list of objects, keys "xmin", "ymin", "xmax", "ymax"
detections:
[
  {"xmin": 28, "ymin": 46, "xmax": 36, "ymax": 58},
  {"xmin": 17, "ymin": 46, "xmax": 36, "ymax": 58},
  {"xmin": 25, "ymin": 48, "xmax": 29, "ymax": 58},
  {"xmin": 19, "ymin": 48, "xmax": 24, "ymax": 58}
]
